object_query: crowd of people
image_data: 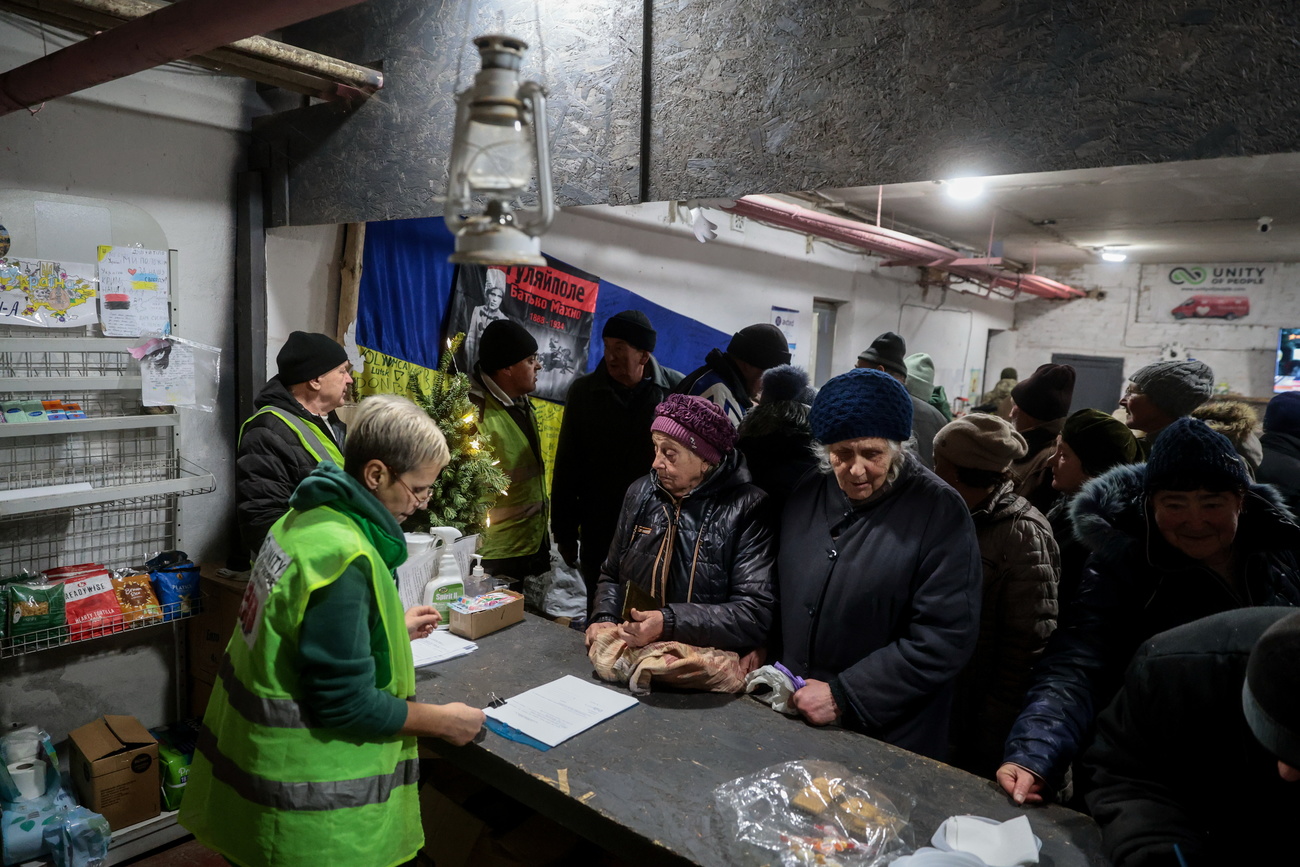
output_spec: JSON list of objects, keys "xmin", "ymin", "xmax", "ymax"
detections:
[{"xmin": 202, "ymin": 321, "xmax": 1300, "ymax": 867}]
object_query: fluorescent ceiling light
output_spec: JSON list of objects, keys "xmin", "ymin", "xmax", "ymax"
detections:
[
  {"xmin": 945, "ymin": 177, "xmax": 985, "ymax": 200},
  {"xmin": 1101, "ymin": 246, "xmax": 1128, "ymax": 262}
]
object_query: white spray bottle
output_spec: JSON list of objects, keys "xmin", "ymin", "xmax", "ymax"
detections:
[{"xmin": 421, "ymin": 527, "xmax": 463, "ymax": 629}]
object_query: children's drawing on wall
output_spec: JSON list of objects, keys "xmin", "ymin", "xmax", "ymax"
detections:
[
  {"xmin": 0, "ymin": 258, "xmax": 98, "ymax": 327},
  {"xmin": 130, "ymin": 334, "xmax": 221, "ymax": 411},
  {"xmin": 97, "ymin": 246, "xmax": 171, "ymax": 336}
]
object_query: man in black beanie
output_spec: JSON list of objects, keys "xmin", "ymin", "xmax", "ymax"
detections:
[
  {"xmin": 675, "ymin": 322, "xmax": 791, "ymax": 427},
  {"xmin": 551, "ymin": 310, "xmax": 683, "ymax": 619},
  {"xmin": 236, "ymin": 331, "xmax": 353, "ymax": 562},
  {"xmin": 470, "ymin": 318, "xmax": 551, "ymax": 583},
  {"xmin": 1084, "ymin": 608, "xmax": 1300, "ymax": 865},
  {"xmin": 1007, "ymin": 362, "xmax": 1076, "ymax": 511},
  {"xmin": 855, "ymin": 331, "xmax": 948, "ymax": 469}
]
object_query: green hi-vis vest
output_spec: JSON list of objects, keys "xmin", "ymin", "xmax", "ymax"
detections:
[
  {"xmin": 178, "ymin": 505, "xmax": 420, "ymax": 867},
  {"xmin": 478, "ymin": 391, "xmax": 547, "ymax": 560},
  {"xmin": 239, "ymin": 406, "xmax": 344, "ymax": 465}
]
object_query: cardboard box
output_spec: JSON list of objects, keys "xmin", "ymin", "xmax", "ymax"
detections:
[
  {"xmin": 448, "ymin": 591, "xmax": 524, "ymax": 640},
  {"xmin": 188, "ymin": 565, "xmax": 249, "ymax": 681},
  {"xmin": 68, "ymin": 715, "xmax": 160, "ymax": 830}
]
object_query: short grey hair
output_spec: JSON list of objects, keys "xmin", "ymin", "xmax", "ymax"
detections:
[
  {"xmin": 344, "ymin": 394, "xmax": 449, "ymax": 478},
  {"xmin": 814, "ymin": 439, "xmax": 907, "ymax": 486}
]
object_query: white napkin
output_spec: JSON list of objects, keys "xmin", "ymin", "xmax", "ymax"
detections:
[{"xmin": 943, "ymin": 815, "xmax": 1039, "ymax": 867}]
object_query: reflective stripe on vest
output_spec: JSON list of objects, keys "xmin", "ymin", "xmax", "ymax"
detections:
[
  {"xmin": 195, "ymin": 725, "xmax": 419, "ymax": 811},
  {"xmin": 239, "ymin": 406, "xmax": 343, "ymax": 465},
  {"xmin": 478, "ymin": 392, "xmax": 546, "ymax": 559},
  {"xmin": 216, "ymin": 655, "xmax": 416, "ymax": 729}
]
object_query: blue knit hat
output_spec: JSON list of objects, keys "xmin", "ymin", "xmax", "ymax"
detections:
[
  {"xmin": 1264, "ymin": 392, "xmax": 1300, "ymax": 435},
  {"xmin": 810, "ymin": 368, "xmax": 913, "ymax": 445},
  {"xmin": 1145, "ymin": 417, "xmax": 1250, "ymax": 493}
]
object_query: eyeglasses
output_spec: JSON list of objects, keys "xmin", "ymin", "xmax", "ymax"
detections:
[{"xmin": 388, "ymin": 466, "xmax": 433, "ymax": 506}]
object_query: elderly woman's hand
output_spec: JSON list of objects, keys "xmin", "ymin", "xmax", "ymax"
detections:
[
  {"xmin": 584, "ymin": 620, "xmax": 619, "ymax": 648},
  {"xmin": 790, "ymin": 679, "xmax": 840, "ymax": 726},
  {"xmin": 995, "ymin": 763, "xmax": 1047, "ymax": 805},
  {"xmin": 617, "ymin": 608, "xmax": 665, "ymax": 648},
  {"xmin": 405, "ymin": 604, "xmax": 441, "ymax": 640}
]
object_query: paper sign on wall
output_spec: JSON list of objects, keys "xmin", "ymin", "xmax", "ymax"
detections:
[
  {"xmin": 97, "ymin": 246, "xmax": 170, "ymax": 336},
  {"xmin": 0, "ymin": 258, "xmax": 98, "ymax": 328},
  {"xmin": 770, "ymin": 306, "xmax": 799, "ymax": 356}
]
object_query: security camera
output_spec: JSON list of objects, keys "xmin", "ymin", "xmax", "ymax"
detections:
[{"xmin": 1259, "ymin": 216, "xmax": 1273, "ymax": 233}]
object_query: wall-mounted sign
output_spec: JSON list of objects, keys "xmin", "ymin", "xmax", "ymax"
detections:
[{"xmin": 1135, "ymin": 263, "xmax": 1290, "ymax": 325}]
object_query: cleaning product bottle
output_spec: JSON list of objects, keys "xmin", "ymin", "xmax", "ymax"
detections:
[
  {"xmin": 465, "ymin": 554, "xmax": 487, "ymax": 598},
  {"xmin": 421, "ymin": 527, "xmax": 463, "ymax": 629}
]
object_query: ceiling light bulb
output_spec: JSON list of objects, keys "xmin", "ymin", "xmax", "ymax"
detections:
[
  {"xmin": 1101, "ymin": 247, "xmax": 1128, "ymax": 262},
  {"xmin": 945, "ymin": 177, "xmax": 985, "ymax": 201}
]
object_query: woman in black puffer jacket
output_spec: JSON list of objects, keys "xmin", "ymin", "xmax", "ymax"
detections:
[
  {"xmin": 586, "ymin": 394, "xmax": 775, "ymax": 652},
  {"xmin": 998, "ymin": 417, "xmax": 1300, "ymax": 807}
]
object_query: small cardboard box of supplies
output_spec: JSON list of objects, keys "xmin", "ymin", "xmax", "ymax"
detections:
[
  {"xmin": 68, "ymin": 715, "xmax": 160, "ymax": 830},
  {"xmin": 448, "ymin": 590, "xmax": 524, "ymax": 640}
]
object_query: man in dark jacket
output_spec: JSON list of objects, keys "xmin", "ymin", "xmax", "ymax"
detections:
[
  {"xmin": 586, "ymin": 394, "xmax": 775, "ymax": 651},
  {"xmin": 675, "ymin": 323, "xmax": 791, "ymax": 427},
  {"xmin": 1258, "ymin": 392, "xmax": 1300, "ymax": 513},
  {"xmin": 855, "ymin": 331, "xmax": 947, "ymax": 470},
  {"xmin": 998, "ymin": 418, "xmax": 1300, "ymax": 806},
  {"xmin": 1007, "ymin": 362, "xmax": 1075, "ymax": 512},
  {"xmin": 1083, "ymin": 608, "xmax": 1300, "ymax": 866},
  {"xmin": 236, "ymin": 331, "xmax": 352, "ymax": 561},
  {"xmin": 778, "ymin": 368, "xmax": 982, "ymax": 760},
  {"xmin": 552, "ymin": 310, "xmax": 682, "ymax": 618}
]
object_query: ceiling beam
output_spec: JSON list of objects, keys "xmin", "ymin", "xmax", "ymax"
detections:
[{"xmin": 0, "ymin": 0, "xmax": 370, "ymax": 116}]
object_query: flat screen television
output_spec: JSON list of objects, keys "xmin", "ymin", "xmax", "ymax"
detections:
[{"xmin": 1276, "ymin": 328, "xmax": 1300, "ymax": 392}]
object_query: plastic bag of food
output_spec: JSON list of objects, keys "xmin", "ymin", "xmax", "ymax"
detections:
[
  {"xmin": 6, "ymin": 580, "xmax": 67, "ymax": 649},
  {"xmin": 60, "ymin": 568, "xmax": 124, "ymax": 641},
  {"xmin": 714, "ymin": 760, "xmax": 914, "ymax": 867},
  {"xmin": 111, "ymin": 572, "xmax": 163, "ymax": 626},
  {"xmin": 149, "ymin": 559, "xmax": 200, "ymax": 622}
]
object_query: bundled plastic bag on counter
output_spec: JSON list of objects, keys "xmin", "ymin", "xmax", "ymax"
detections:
[
  {"xmin": 714, "ymin": 760, "xmax": 915, "ymax": 867},
  {"xmin": 5, "ymin": 579, "xmax": 66, "ymax": 650},
  {"xmin": 144, "ymin": 551, "xmax": 200, "ymax": 621}
]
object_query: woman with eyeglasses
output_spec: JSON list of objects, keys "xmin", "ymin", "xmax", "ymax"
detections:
[{"xmin": 181, "ymin": 394, "xmax": 484, "ymax": 867}]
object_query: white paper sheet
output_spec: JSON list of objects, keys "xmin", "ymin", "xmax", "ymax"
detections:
[
  {"xmin": 484, "ymin": 674, "xmax": 638, "ymax": 748},
  {"xmin": 411, "ymin": 631, "xmax": 477, "ymax": 668}
]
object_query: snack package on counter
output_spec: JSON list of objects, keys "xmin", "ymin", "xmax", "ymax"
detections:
[
  {"xmin": 41, "ymin": 805, "xmax": 111, "ymax": 867},
  {"xmin": 58, "ymin": 568, "xmax": 124, "ymax": 641},
  {"xmin": 147, "ymin": 553, "xmax": 200, "ymax": 622},
  {"xmin": 149, "ymin": 719, "xmax": 201, "ymax": 811},
  {"xmin": 5, "ymin": 579, "xmax": 67, "ymax": 650},
  {"xmin": 714, "ymin": 760, "xmax": 914, "ymax": 867},
  {"xmin": 111, "ymin": 572, "xmax": 163, "ymax": 626}
]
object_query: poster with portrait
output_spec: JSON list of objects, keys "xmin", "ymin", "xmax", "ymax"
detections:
[{"xmin": 447, "ymin": 257, "xmax": 600, "ymax": 403}]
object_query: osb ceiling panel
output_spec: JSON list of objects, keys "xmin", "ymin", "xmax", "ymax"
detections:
[
  {"xmin": 648, "ymin": 0, "xmax": 1300, "ymax": 201},
  {"xmin": 259, "ymin": 0, "xmax": 643, "ymax": 225}
]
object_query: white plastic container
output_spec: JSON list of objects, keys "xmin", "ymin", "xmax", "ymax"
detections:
[{"xmin": 421, "ymin": 527, "xmax": 464, "ymax": 629}]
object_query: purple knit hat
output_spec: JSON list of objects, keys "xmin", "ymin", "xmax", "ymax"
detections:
[{"xmin": 650, "ymin": 395, "xmax": 737, "ymax": 463}]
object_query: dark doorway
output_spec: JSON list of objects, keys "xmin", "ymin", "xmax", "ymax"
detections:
[{"xmin": 1052, "ymin": 353, "xmax": 1126, "ymax": 414}]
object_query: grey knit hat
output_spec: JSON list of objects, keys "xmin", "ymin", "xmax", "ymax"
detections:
[{"xmin": 1130, "ymin": 359, "xmax": 1214, "ymax": 419}]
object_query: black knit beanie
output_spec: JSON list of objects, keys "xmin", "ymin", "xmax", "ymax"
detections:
[
  {"xmin": 1011, "ymin": 363, "xmax": 1076, "ymax": 421},
  {"xmin": 1144, "ymin": 416, "xmax": 1249, "ymax": 493},
  {"xmin": 602, "ymin": 310, "xmax": 657, "ymax": 352},
  {"xmin": 276, "ymin": 331, "xmax": 349, "ymax": 385},
  {"xmin": 1243, "ymin": 610, "xmax": 1300, "ymax": 770},
  {"xmin": 856, "ymin": 332, "xmax": 908, "ymax": 379},
  {"xmin": 727, "ymin": 324, "xmax": 792, "ymax": 370},
  {"xmin": 478, "ymin": 319, "xmax": 538, "ymax": 373}
]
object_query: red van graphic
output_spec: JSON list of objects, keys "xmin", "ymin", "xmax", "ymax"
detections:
[{"xmin": 1171, "ymin": 295, "xmax": 1250, "ymax": 321}]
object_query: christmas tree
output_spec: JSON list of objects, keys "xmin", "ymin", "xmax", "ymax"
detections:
[{"xmin": 405, "ymin": 333, "xmax": 510, "ymax": 535}]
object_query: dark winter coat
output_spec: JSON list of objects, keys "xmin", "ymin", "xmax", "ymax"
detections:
[
  {"xmin": 910, "ymin": 395, "xmax": 947, "ymax": 470},
  {"xmin": 235, "ymin": 376, "xmax": 346, "ymax": 558},
  {"xmin": 950, "ymin": 483, "xmax": 1059, "ymax": 777},
  {"xmin": 1012, "ymin": 418, "xmax": 1063, "ymax": 514},
  {"xmin": 1003, "ymin": 463, "xmax": 1300, "ymax": 792},
  {"xmin": 590, "ymin": 449, "xmax": 776, "ymax": 651},
  {"xmin": 1045, "ymin": 492, "xmax": 1090, "ymax": 614},
  {"xmin": 674, "ymin": 348, "xmax": 753, "ymax": 426},
  {"xmin": 551, "ymin": 357, "xmax": 682, "ymax": 579},
  {"xmin": 1083, "ymin": 608, "xmax": 1300, "ymax": 866},
  {"xmin": 736, "ymin": 405, "xmax": 818, "ymax": 521},
  {"xmin": 776, "ymin": 455, "xmax": 982, "ymax": 759},
  {"xmin": 1258, "ymin": 430, "xmax": 1300, "ymax": 515}
]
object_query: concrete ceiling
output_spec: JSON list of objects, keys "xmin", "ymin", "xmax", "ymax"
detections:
[{"xmin": 811, "ymin": 151, "xmax": 1300, "ymax": 267}]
